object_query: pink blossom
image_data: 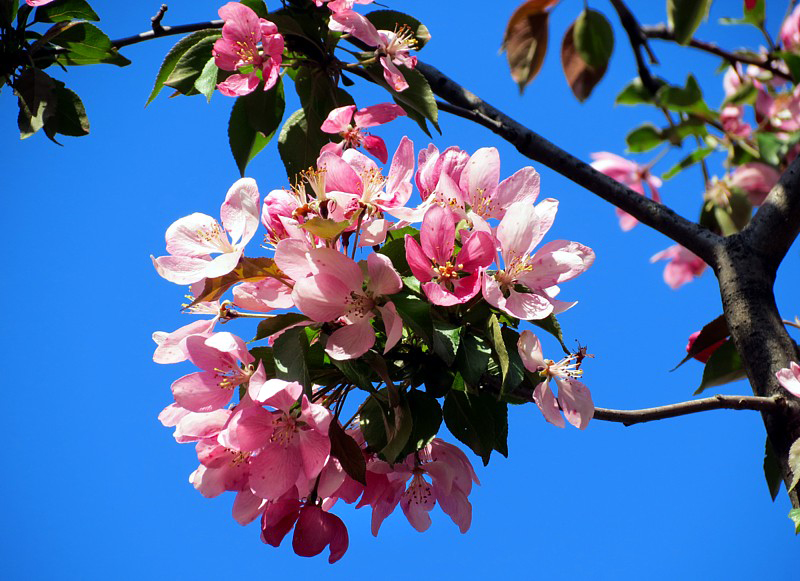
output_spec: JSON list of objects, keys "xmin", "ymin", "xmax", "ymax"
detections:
[
  {"xmin": 315, "ymin": 0, "xmax": 373, "ymax": 12},
  {"xmin": 482, "ymin": 200, "xmax": 594, "ymax": 320},
  {"xmin": 329, "ymin": 10, "xmax": 418, "ymax": 91},
  {"xmin": 755, "ymin": 85, "xmax": 800, "ymax": 132},
  {"xmin": 723, "ymin": 66, "xmax": 743, "ymax": 98},
  {"xmin": 212, "ymin": 2, "xmax": 284, "ymax": 97},
  {"xmin": 170, "ymin": 332, "xmax": 260, "ymax": 413},
  {"xmin": 590, "ymin": 152, "xmax": 662, "ymax": 231},
  {"xmin": 152, "ymin": 178, "xmax": 260, "ymax": 285},
  {"xmin": 518, "ymin": 331, "xmax": 594, "ymax": 429},
  {"xmin": 26, "ymin": 1, "xmax": 55, "ymax": 5},
  {"xmin": 730, "ymin": 162, "xmax": 780, "ymax": 206},
  {"xmin": 720, "ymin": 105, "xmax": 752, "ymax": 137},
  {"xmin": 781, "ymin": 4, "xmax": 800, "ymax": 52},
  {"xmin": 776, "ymin": 362, "xmax": 800, "ymax": 398},
  {"xmin": 405, "ymin": 205, "xmax": 495, "ymax": 306},
  {"xmin": 650, "ymin": 244, "xmax": 706, "ymax": 289},
  {"xmin": 320, "ymin": 103, "xmax": 406, "ymax": 163}
]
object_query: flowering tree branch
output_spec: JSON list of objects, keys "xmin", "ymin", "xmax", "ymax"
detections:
[
  {"xmin": 642, "ymin": 24, "xmax": 793, "ymax": 81},
  {"xmin": 416, "ymin": 61, "xmax": 723, "ymax": 265},
  {"xmin": 592, "ymin": 394, "xmax": 784, "ymax": 426}
]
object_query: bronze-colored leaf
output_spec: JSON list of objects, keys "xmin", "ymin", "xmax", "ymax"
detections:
[
  {"xmin": 501, "ymin": 0, "xmax": 560, "ymax": 92},
  {"xmin": 189, "ymin": 256, "xmax": 286, "ymax": 306},
  {"xmin": 560, "ymin": 20, "xmax": 607, "ymax": 102}
]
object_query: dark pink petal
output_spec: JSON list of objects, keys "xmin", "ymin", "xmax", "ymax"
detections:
[
  {"xmin": 420, "ymin": 204, "xmax": 455, "ymax": 266},
  {"xmin": 250, "ymin": 444, "xmax": 303, "ymax": 500},
  {"xmin": 405, "ymin": 235, "xmax": 435, "ymax": 283},
  {"xmin": 385, "ymin": 136, "xmax": 415, "ymax": 206},
  {"xmin": 218, "ymin": 406, "xmax": 275, "ymax": 452},
  {"xmin": 261, "ymin": 493, "xmax": 302, "ymax": 546},
  {"xmin": 533, "ymin": 381, "xmax": 565, "ymax": 428},
  {"xmin": 233, "ymin": 490, "xmax": 268, "ymax": 525},
  {"xmin": 171, "ymin": 370, "xmax": 234, "ymax": 413},
  {"xmin": 212, "ymin": 37, "xmax": 241, "ymax": 70},
  {"xmin": 354, "ymin": 103, "xmax": 407, "ymax": 128},
  {"xmin": 362, "ymin": 134, "xmax": 388, "ymax": 164},
  {"xmin": 299, "ymin": 429, "xmax": 332, "ymax": 479},
  {"xmin": 457, "ymin": 230, "xmax": 495, "ymax": 272},
  {"xmin": 318, "ymin": 151, "xmax": 363, "ymax": 196},
  {"xmin": 325, "ymin": 321, "xmax": 376, "ymax": 360},
  {"xmin": 422, "ymin": 273, "xmax": 482, "ymax": 307},
  {"xmin": 329, "ymin": 9, "xmax": 383, "ymax": 46},
  {"xmin": 380, "ymin": 56, "xmax": 409, "ymax": 91},
  {"xmin": 218, "ymin": 2, "xmax": 262, "ymax": 42},
  {"xmin": 217, "ymin": 73, "xmax": 260, "ymax": 97},
  {"xmin": 292, "ymin": 506, "xmax": 350, "ymax": 563},
  {"xmin": 557, "ymin": 378, "xmax": 594, "ymax": 430},
  {"xmin": 321, "ymin": 105, "xmax": 356, "ymax": 134}
]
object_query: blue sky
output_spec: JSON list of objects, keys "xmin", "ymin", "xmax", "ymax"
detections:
[{"xmin": 2, "ymin": 1, "xmax": 798, "ymax": 579}]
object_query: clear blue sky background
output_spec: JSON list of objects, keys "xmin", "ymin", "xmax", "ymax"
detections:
[{"xmin": 2, "ymin": 1, "xmax": 799, "ymax": 579}]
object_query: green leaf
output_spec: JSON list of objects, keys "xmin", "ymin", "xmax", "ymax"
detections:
[
  {"xmin": 789, "ymin": 509, "xmax": 800, "ymax": 534},
  {"xmin": 672, "ymin": 314, "xmax": 728, "ymax": 370},
  {"xmin": 43, "ymin": 83, "xmax": 90, "ymax": 142},
  {"xmin": 14, "ymin": 68, "xmax": 56, "ymax": 139},
  {"xmin": 253, "ymin": 312, "xmax": 309, "ymax": 342},
  {"xmin": 277, "ymin": 108, "xmax": 330, "ymax": 180},
  {"xmin": 391, "ymin": 289, "xmax": 432, "ymax": 344},
  {"xmin": 667, "ymin": 0, "xmax": 712, "ymax": 45},
  {"xmin": 723, "ymin": 82, "xmax": 757, "ymax": 106},
  {"xmin": 695, "ymin": 339, "xmax": 746, "ymax": 395},
  {"xmin": 35, "ymin": 0, "xmax": 99, "ymax": 23},
  {"xmin": 194, "ymin": 58, "xmax": 219, "ymax": 102},
  {"xmin": 500, "ymin": 326, "xmax": 526, "ymax": 394},
  {"xmin": 249, "ymin": 346, "xmax": 276, "ymax": 377},
  {"xmin": 359, "ymin": 389, "xmax": 413, "ymax": 463},
  {"xmin": 456, "ymin": 334, "xmax": 492, "ymax": 387},
  {"xmin": 329, "ymin": 421, "xmax": 367, "ymax": 485},
  {"xmin": 656, "ymin": 74, "xmax": 713, "ymax": 115},
  {"xmin": 432, "ymin": 321, "xmax": 461, "ymax": 366},
  {"xmin": 1, "ymin": 0, "xmax": 18, "ymax": 26},
  {"xmin": 229, "ymin": 78, "xmax": 286, "ymax": 176},
  {"xmin": 662, "ymin": 147, "xmax": 714, "ymax": 180},
  {"xmin": 531, "ymin": 313, "xmax": 569, "ymax": 353},
  {"xmin": 776, "ymin": 51, "xmax": 800, "ymax": 84},
  {"xmin": 272, "ymin": 326, "xmax": 312, "ymax": 390},
  {"xmin": 300, "ymin": 216, "xmax": 351, "ymax": 240},
  {"xmin": 756, "ymin": 132, "xmax": 783, "ymax": 166},
  {"xmin": 146, "ymin": 29, "xmax": 221, "ymax": 105},
  {"xmin": 713, "ymin": 188, "xmax": 752, "ymax": 236},
  {"xmin": 764, "ymin": 437, "xmax": 782, "ymax": 501},
  {"xmin": 332, "ymin": 358, "xmax": 377, "ymax": 392},
  {"xmin": 365, "ymin": 10, "xmax": 431, "ymax": 49},
  {"xmin": 163, "ymin": 35, "xmax": 218, "ymax": 94},
  {"xmin": 48, "ymin": 21, "xmax": 130, "ymax": 67},
  {"xmin": 574, "ymin": 9, "xmax": 614, "ymax": 70},
  {"xmin": 789, "ymin": 437, "xmax": 800, "ymax": 493},
  {"xmin": 663, "ymin": 117, "xmax": 709, "ymax": 144},
  {"xmin": 626, "ymin": 123, "xmax": 663, "ymax": 153},
  {"xmin": 443, "ymin": 390, "xmax": 508, "ymax": 465},
  {"xmin": 364, "ymin": 63, "xmax": 438, "ymax": 134},
  {"xmin": 240, "ymin": 0, "xmax": 268, "ymax": 19},
  {"xmin": 487, "ymin": 315, "xmax": 509, "ymax": 385},
  {"xmin": 377, "ymin": 230, "xmax": 415, "ymax": 277},
  {"xmin": 615, "ymin": 78, "xmax": 656, "ymax": 105},
  {"xmin": 399, "ymin": 390, "xmax": 443, "ymax": 457},
  {"xmin": 294, "ymin": 65, "xmax": 355, "ymax": 132},
  {"xmin": 720, "ymin": 0, "xmax": 765, "ymax": 27}
]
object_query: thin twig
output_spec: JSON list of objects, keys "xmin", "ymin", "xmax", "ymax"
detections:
[
  {"xmin": 593, "ymin": 394, "xmax": 784, "ymax": 426},
  {"xmin": 642, "ymin": 24, "xmax": 792, "ymax": 81},
  {"xmin": 151, "ymin": 4, "xmax": 168, "ymax": 34},
  {"xmin": 608, "ymin": 0, "xmax": 661, "ymax": 95}
]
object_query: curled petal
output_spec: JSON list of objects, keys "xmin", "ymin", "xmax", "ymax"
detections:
[
  {"xmin": 557, "ymin": 378, "xmax": 594, "ymax": 430},
  {"xmin": 367, "ymin": 253, "xmax": 402, "ymax": 297},
  {"xmin": 321, "ymin": 105, "xmax": 356, "ymax": 133},
  {"xmin": 292, "ymin": 506, "xmax": 349, "ymax": 564},
  {"xmin": 518, "ymin": 330, "xmax": 546, "ymax": 372}
]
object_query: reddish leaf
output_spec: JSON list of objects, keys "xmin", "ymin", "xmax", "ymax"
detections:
[
  {"xmin": 560, "ymin": 20, "xmax": 607, "ymax": 102},
  {"xmin": 502, "ymin": 0, "xmax": 560, "ymax": 92},
  {"xmin": 189, "ymin": 256, "xmax": 286, "ymax": 306},
  {"xmin": 329, "ymin": 422, "xmax": 367, "ymax": 485}
]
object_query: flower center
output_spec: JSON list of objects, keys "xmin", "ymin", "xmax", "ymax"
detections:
[
  {"xmin": 196, "ymin": 221, "xmax": 236, "ymax": 253},
  {"xmin": 435, "ymin": 260, "xmax": 463, "ymax": 281},
  {"xmin": 214, "ymin": 363, "xmax": 255, "ymax": 390},
  {"xmin": 270, "ymin": 414, "xmax": 298, "ymax": 448}
]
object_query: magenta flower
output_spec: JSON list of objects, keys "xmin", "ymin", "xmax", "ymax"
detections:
[
  {"xmin": 720, "ymin": 105, "xmax": 752, "ymax": 138},
  {"xmin": 152, "ymin": 178, "xmax": 260, "ymax": 285},
  {"xmin": 650, "ymin": 244, "xmax": 706, "ymax": 289},
  {"xmin": 518, "ymin": 331, "xmax": 594, "ymax": 429},
  {"xmin": 405, "ymin": 205, "xmax": 495, "ymax": 306},
  {"xmin": 482, "ymin": 200, "xmax": 594, "ymax": 320},
  {"xmin": 315, "ymin": 0, "xmax": 374, "ymax": 12},
  {"xmin": 320, "ymin": 103, "xmax": 406, "ymax": 163},
  {"xmin": 329, "ymin": 10, "xmax": 418, "ymax": 91},
  {"xmin": 781, "ymin": 4, "xmax": 800, "ymax": 52},
  {"xmin": 212, "ymin": 2, "xmax": 284, "ymax": 97},
  {"xmin": 730, "ymin": 162, "xmax": 780, "ymax": 206},
  {"xmin": 776, "ymin": 362, "xmax": 800, "ymax": 398},
  {"xmin": 590, "ymin": 152, "xmax": 662, "ymax": 231},
  {"xmin": 26, "ymin": 0, "xmax": 55, "ymax": 5}
]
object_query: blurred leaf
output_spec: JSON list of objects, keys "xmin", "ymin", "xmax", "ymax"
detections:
[
  {"xmin": 365, "ymin": 10, "xmax": 431, "ymax": 49},
  {"xmin": 720, "ymin": 0, "xmax": 765, "ymax": 27},
  {"xmin": 561, "ymin": 17, "xmax": 609, "ymax": 102},
  {"xmin": 695, "ymin": 339, "xmax": 745, "ymax": 394},
  {"xmin": 756, "ymin": 132, "xmax": 783, "ymax": 166},
  {"xmin": 329, "ymin": 421, "xmax": 367, "ymax": 485},
  {"xmin": 776, "ymin": 51, "xmax": 800, "ymax": 84},
  {"xmin": 667, "ymin": 0, "xmax": 712, "ymax": 45},
  {"xmin": 502, "ymin": 0, "xmax": 557, "ymax": 92},
  {"xmin": 48, "ymin": 21, "xmax": 130, "ymax": 66},
  {"xmin": 722, "ymin": 82, "xmax": 756, "ymax": 106},
  {"xmin": 254, "ymin": 313, "xmax": 309, "ymax": 342},
  {"xmin": 432, "ymin": 321, "xmax": 461, "ymax": 366},
  {"xmin": 764, "ymin": 437, "xmax": 782, "ymax": 501},
  {"xmin": 615, "ymin": 78, "xmax": 658, "ymax": 105},
  {"xmin": 672, "ymin": 314, "xmax": 728, "ymax": 369},
  {"xmin": 229, "ymin": 79, "xmax": 286, "ymax": 176},
  {"xmin": 626, "ymin": 123, "xmax": 663, "ymax": 152},
  {"xmin": 574, "ymin": 9, "xmax": 613, "ymax": 70},
  {"xmin": 656, "ymin": 74, "xmax": 713, "ymax": 116},
  {"xmin": 277, "ymin": 108, "xmax": 330, "ymax": 179},
  {"xmin": 240, "ymin": 0, "xmax": 268, "ymax": 19},
  {"xmin": 189, "ymin": 256, "xmax": 284, "ymax": 306},
  {"xmin": 35, "ymin": 0, "xmax": 98, "ymax": 22},
  {"xmin": 399, "ymin": 390, "xmax": 443, "ymax": 457},
  {"xmin": 663, "ymin": 117, "xmax": 708, "ymax": 144},
  {"xmin": 146, "ymin": 29, "xmax": 221, "ymax": 105},
  {"xmin": 443, "ymin": 390, "xmax": 508, "ymax": 465},
  {"xmin": 712, "ymin": 188, "xmax": 752, "ymax": 236},
  {"xmin": 164, "ymin": 36, "xmax": 218, "ymax": 94},
  {"xmin": 300, "ymin": 216, "xmax": 351, "ymax": 240},
  {"xmin": 662, "ymin": 147, "xmax": 713, "ymax": 180}
]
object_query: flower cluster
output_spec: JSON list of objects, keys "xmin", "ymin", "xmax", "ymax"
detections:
[{"xmin": 153, "ymin": 134, "xmax": 595, "ymax": 562}]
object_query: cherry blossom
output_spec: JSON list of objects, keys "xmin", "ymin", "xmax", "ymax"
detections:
[
  {"xmin": 781, "ymin": 4, "xmax": 800, "ymax": 52},
  {"xmin": 650, "ymin": 244, "xmax": 706, "ymax": 289},
  {"xmin": 26, "ymin": 0, "xmax": 55, "ymax": 6},
  {"xmin": 320, "ymin": 103, "xmax": 406, "ymax": 163},
  {"xmin": 518, "ymin": 331, "xmax": 594, "ymax": 429},
  {"xmin": 212, "ymin": 2, "xmax": 284, "ymax": 97},
  {"xmin": 730, "ymin": 162, "xmax": 780, "ymax": 206},
  {"xmin": 152, "ymin": 178, "xmax": 260, "ymax": 285},
  {"xmin": 590, "ymin": 152, "xmax": 662, "ymax": 231},
  {"xmin": 776, "ymin": 362, "xmax": 800, "ymax": 398}
]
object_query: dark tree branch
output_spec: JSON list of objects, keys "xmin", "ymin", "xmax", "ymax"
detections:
[
  {"xmin": 608, "ymin": 0, "xmax": 661, "ymax": 95},
  {"xmin": 593, "ymin": 394, "xmax": 784, "ymax": 426},
  {"xmin": 150, "ymin": 4, "xmax": 168, "ymax": 34},
  {"xmin": 642, "ymin": 24, "xmax": 792, "ymax": 81},
  {"xmin": 418, "ymin": 61, "xmax": 723, "ymax": 265},
  {"xmin": 111, "ymin": 20, "xmax": 223, "ymax": 50}
]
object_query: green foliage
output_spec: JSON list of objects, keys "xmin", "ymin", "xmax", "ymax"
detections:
[
  {"xmin": 626, "ymin": 123, "xmax": 663, "ymax": 153},
  {"xmin": 364, "ymin": 63, "xmax": 438, "ymax": 135},
  {"xmin": 720, "ymin": 0, "xmax": 765, "ymax": 28},
  {"xmin": 391, "ymin": 289, "xmax": 433, "ymax": 344},
  {"xmin": 656, "ymin": 74, "xmax": 714, "ymax": 116},
  {"xmin": 254, "ymin": 312, "xmax": 310, "ymax": 342},
  {"xmin": 789, "ymin": 509, "xmax": 800, "ymax": 534},
  {"xmin": 365, "ymin": 10, "xmax": 431, "ymax": 49},
  {"xmin": 277, "ymin": 108, "xmax": 330, "ymax": 179},
  {"xmin": 240, "ymin": 0, "xmax": 269, "ymax": 19},
  {"xmin": 530, "ymin": 313, "xmax": 568, "ymax": 353},
  {"xmin": 193, "ymin": 58, "xmax": 220, "ymax": 102},
  {"xmin": 667, "ymin": 0, "xmax": 713, "ymax": 45},
  {"xmin": 399, "ymin": 390, "xmax": 443, "ymax": 458},
  {"xmin": 695, "ymin": 339, "xmax": 745, "ymax": 395},
  {"xmin": 763, "ymin": 437, "xmax": 782, "ymax": 501},
  {"xmin": 574, "ymin": 9, "xmax": 614, "ymax": 70},
  {"xmin": 163, "ymin": 36, "xmax": 218, "ymax": 95},
  {"xmin": 34, "ymin": 0, "xmax": 99, "ymax": 23},
  {"xmin": 662, "ymin": 147, "xmax": 713, "ymax": 180},
  {"xmin": 359, "ymin": 389, "xmax": 413, "ymax": 463},
  {"xmin": 146, "ymin": 29, "xmax": 222, "ymax": 105},
  {"xmin": 47, "ymin": 21, "xmax": 130, "ymax": 67},
  {"xmin": 13, "ymin": 68, "xmax": 89, "ymax": 142},
  {"xmin": 615, "ymin": 78, "xmax": 658, "ymax": 105},
  {"xmin": 432, "ymin": 321, "xmax": 462, "ymax": 366},
  {"xmin": 272, "ymin": 326, "xmax": 322, "ymax": 393},
  {"xmin": 329, "ymin": 421, "xmax": 367, "ymax": 485},
  {"xmin": 455, "ymin": 334, "xmax": 492, "ymax": 387},
  {"xmin": 229, "ymin": 79, "xmax": 286, "ymax": 176},
  {"xmin": 443, "ymin": 390, "xmax": 508, "ymax": 466}
]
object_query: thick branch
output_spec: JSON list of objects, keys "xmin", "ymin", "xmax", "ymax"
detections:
[
  {"xmin": 418, "ymin": 62, "xmax": 723, "ymax": 265},
  {"xmin": 642, "ymin": 24, "xmax": 792, "ymax": 81},
  {"xmin": 608, "ymin": 0, "xmax": 661, "ymax": 95},
  {"xmin": 741, "ymin": 156, "xmax": 800, "ymax": 275},
  {"xmin": 593, "ymin": 394, "xmax": 783, "ymax": 426}
]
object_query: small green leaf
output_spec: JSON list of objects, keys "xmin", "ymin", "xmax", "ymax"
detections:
[
  {"xmin": 194, "ymin": 58, "xmax": 219, "ymax": 102},
  {"xmin": 764, "ymin": 437, "xmax": 782, "ymax": 501},
  {"xmin": 432, "ymin": 321, "xmax": 461, "ymax": 366},
  {"xmin": 615, "ymin": 78, "xmax": 656, "ymax": 105},
  {"xmin": 48, "ymin": 21, "xmax": 130, "ymax": 67},
  {"xmin": 695, "ymin": 339, "xmax": 746, "ymax": 395},
  {"xmin": 239, "ymin": 0, "xmax": 268, "ymax": 19},
  {"xmin": 253, "ymin": 312, "xmax": 309, "ymax": 342},
  {"xmin": 249, "ymin": 346, "xmax": 276, "ymax": 377},
  {"xmin": 757, "ymin": 132, "xmax": 784, "ymax": 166},
  {"xmin": 443, "ymin": 390, "xmax": 508, "ymax": 466},
  {"xmin": 656, "ymin": 74, "xmax": 713, "ymax": 115},
  {"xmin": 13, "ymin": 68, "xmax": 56, "ymax": 139},
  {"xmin": 391, "ymin": 289, "xmax": 432, "ymax": 344},
  {"xmin": 720, "ymin": 0, "xmax": 765, "ymax": 27},
  {"xmin": 487, "ymin": 315, "xmax": 509, "ymax": 385},
  {"xmin": 667, "ymin": 0, "xmax": 712, "ymax": 45},
  {"xmin": 359, "ymin": 390, "xmax": 413, "ymax": 463},
  {"xmin": 663, "ymin": 117, "xmax": 709, "ymax": 145},
  {"xmin": 229, "ymin": 79, "xmax": 286, "ymax": 176},
  {"xmin": 329, "ymin": 421, "xmax": 367, "ymax": 485},
  {"xmin": 146, "ymin": 29, "xmax": 221, "ymax": 105},
  {"xmin": 789, "ymin": 508, "xmax": 800, "ymax": 534},
  {"xmin": 35, "ymin": 0, "xmax": 99, "ymax": 23},
  {"xmin": 574, "ymin": 9, "xmax": 614, "ymax": 70},
  {"xmin": 626, "ymin": 123, "xmax": 664, "ymax": 153},
  {"xmin": 272, "ymin": 326, "xmax": 312, "ymax": 390},
  {"xmin": 723, "ymin": 82, "xmax": 757, "ymax": 106},
  {"xmin": 300, "ymin": 216, "xmax": 351, "ymax": 240},
  {"xmin": 164, "ymin": 36, "xmax": 218, "ymax": 94},
  {"xmin": 377, "ymin": 230, "xmax": 415, "ymax": 277},
  {"xmin": 332, "ymin": 358, "xmax": 377, "ymax": 392},
  {"xmin": 364, "ymin": 63, "xmax": 438, "ymax": 134},
  {"xmin": 662, "ymin": 147, "xmax": 714, "ymax": 180},
  {"xmin": 365, "ymin": 10, "xmax": 431, "ymax": 49},
  {"xmin": 500, "ymin": 326, "xmax": 526, "ymax": 394},
  {"xmin": 43, "ymin": 83, "xmax": 90, "ymax": 142}
]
